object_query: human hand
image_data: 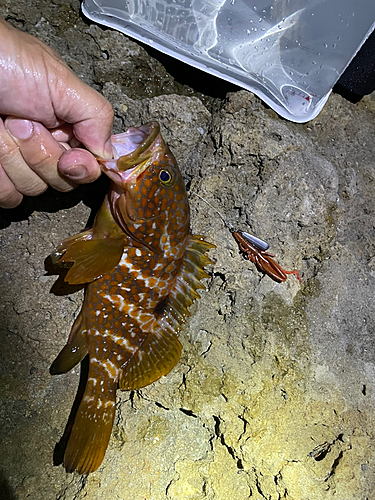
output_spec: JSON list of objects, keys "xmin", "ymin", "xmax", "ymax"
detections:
[{"xmin": 0, "ymin": 19, "xmax": 114, "ymax": 208}]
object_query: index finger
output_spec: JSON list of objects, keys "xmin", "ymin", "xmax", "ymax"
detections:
[{"xmin": 50, "ymin": 71, "xmax": 114, "ymax": 159}]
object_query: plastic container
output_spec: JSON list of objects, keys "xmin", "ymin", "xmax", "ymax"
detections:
[{"xmin": 82, "ymin": 0, "xmax": 375, "ymax": 122}]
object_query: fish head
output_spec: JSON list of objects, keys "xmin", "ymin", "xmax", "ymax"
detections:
[{"xmin": 98, "ymin": 122, "xmax": 190, "ymax": 253}]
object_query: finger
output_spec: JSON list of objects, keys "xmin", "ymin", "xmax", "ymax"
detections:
[
  {"xmin": 51, "ymin": 124, "xmax": 75, "ymax": 143},
  {"xmin": 49, "ymin": 123, "xmax": 82, "ymax": 149},
  {"xmin": 0, "ymin": 20, "xmax": 113, "ymax": 158},
  {"xmin": 0, "ymin": 164, "xmax": 23, "ymax": 209},
  {"xmin": 50, "ymin": 71, "xmax": 114, "ymax": 158},
  {"xmin": 72, "ymin": 102, "xmax": 114, "ymax": 158},
  {"xmin": 5, "ymin": 117, "xmax": 76, "ymax": 193},
  {"xmin": 0, "ymin": 118, "xmax": 47, "ymax": 197},
  {"xmin": 51, "ymin": 126, "xmax": 82, "ymax": 149},
  {"xmin": 69, "ymin": 137, "xmax": 83, "ymax": 149},
  {"xmin": 58, "ymin": 148, "xmax": 102, "ymax": 184},
  {"xmin": 59, "ymin": 142, "xmax": 71, "ymax": 152}
]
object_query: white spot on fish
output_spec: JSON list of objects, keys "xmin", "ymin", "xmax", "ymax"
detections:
[
  {"xmin": 88, "ymin": 377, "xmax": 97, "ymax": 387},
  {"xmin": 83, "ymin": 395, "xmax": 95, "ymax": 403}
]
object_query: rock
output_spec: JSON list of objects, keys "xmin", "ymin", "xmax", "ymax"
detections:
[{"xmin": 0, "ymin": 0, "xmax": 375, "ymax": 498}]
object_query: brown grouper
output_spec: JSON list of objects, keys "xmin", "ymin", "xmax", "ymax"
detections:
[{"xmin": 50, "ymin": 122, "xmax": 214, "ymax": 474}]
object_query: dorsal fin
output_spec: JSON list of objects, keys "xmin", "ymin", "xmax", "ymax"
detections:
[
  {"xmin": 119, "ymin": 234, "xmax": 215, "ymax": 390},
  {"xmin": 162, "ymin": 235, "xmax": 215, "ymax": 328}
]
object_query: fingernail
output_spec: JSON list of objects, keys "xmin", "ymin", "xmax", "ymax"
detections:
[
  {"xmin": 7, "ymin": 119, "xmax": 34, "ymax": 140},
  {"xmin": 61, "ymin": 165, "xmax": 88, "ymax": 180}
]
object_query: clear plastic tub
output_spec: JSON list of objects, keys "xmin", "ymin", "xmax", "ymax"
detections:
[{"xmin": 82, "ymin": 0, "xmax": 375, "ymax": 122}]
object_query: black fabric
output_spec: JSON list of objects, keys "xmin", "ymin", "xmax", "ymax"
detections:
[{"xmin": 335, "ymin": 28, "xmax": 375, "ymax": 101}]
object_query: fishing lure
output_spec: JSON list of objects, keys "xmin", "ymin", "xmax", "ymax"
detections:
[
  {"xmin": 232, "ymin": 230, "xmax": 301, "ymax": 283},
  {"xmin": 192, "ymin": 192, "xmax": 301, "ymax": 283}
]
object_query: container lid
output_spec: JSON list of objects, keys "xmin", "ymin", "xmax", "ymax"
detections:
[{"xmin": 82, "ymin": 0, "xmax": 375, "ymax": 122}]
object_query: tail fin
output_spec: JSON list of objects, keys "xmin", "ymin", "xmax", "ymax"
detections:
[{"xmin": 64, "ymin": 374, "xmax": 117, "ymax": 474}]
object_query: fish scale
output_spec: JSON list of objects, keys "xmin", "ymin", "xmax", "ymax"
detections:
[{"xmin": 50, "ymin": 122, "xmax": 215, "ymax": 474}]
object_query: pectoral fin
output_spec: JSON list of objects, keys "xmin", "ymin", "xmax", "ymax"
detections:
[
  {"xmin": 50, "ymin": 230, "xmax": 93, "ymax": 265},
  {"xmin": 56, "ymin": 237, "xmax": 125, "ymax": 285}
]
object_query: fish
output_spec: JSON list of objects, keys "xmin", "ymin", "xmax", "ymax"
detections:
[{"xmin": 50, "ymin": 122, "xmax": 215, "ymax": 474}]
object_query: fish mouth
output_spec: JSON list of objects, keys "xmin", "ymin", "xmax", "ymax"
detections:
[
  {"xmin": 98, "ymin": 122, "xmax": 160, "ymax": 184},
  {"xmin": 98, "ymin": 122, "xmax": 163, "ymax": 252}
]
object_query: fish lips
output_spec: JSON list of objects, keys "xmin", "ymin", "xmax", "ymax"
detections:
[{"xmin": 97, "ymin": 121, "xmax": 161, "ymax": 186}]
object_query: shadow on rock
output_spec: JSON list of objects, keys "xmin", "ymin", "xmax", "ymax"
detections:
[
  {"xmin": 44, "ymin": 255, "xmax": 85, "ymax": 296},
  {"xmin": 0, "ymin": 175, "xmax": 109, "ymax": 230},
  {"xmin": 0, "ymin": 470, "xmax": 17, "ymax": 500},
  {"xmin": 142, "ymin": 44, "xmax": 240, "ymax": 99},
  {"xmin": 53, "ymin": 356, "xmax": 89, "ymax": 470}
]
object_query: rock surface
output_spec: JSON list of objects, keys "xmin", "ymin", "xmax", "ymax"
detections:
[{"xmin": 0, "ymin": 1, "xmax": 375, "ymax": 499}]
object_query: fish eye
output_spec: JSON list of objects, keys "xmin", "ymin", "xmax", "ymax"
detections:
[{"xmin": 159, "ymin": 169, "xmax": 173, "ymax": 186}]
